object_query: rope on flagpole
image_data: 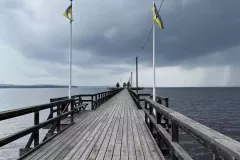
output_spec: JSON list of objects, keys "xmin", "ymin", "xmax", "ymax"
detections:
[{"xmin": 141, "ymin": 0, "xmax": 165, "ymax": 51}]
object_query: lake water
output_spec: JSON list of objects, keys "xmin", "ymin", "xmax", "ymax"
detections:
[
  {"xmin": 140, "ymin": 87, "xmax": 240, "ymax": 159},
  {"xmin": 0, "ymin": 87, "xmax": 240, "ymax": 160}
]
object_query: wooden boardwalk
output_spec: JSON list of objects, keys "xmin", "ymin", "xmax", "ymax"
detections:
[{"xmin": 22, "ymin": 89, "xmax": 164, "ymax": 160}]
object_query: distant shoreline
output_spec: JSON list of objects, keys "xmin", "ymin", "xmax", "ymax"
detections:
[
  {"xmin": 0, "ymin": 85, "xmax": 109, "ymax": 89},
  {"xmin": 0, "ymin": 86, "xmax": 78, "ymax": 89}
]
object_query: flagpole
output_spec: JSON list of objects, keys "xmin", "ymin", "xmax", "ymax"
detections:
[
  {"xmin": 153, "ymin": 0, "xmax": 156, "ymax": 101},
  {"xmin": 69, "ymin": 0, "xmax": 73, "ymax": 99}
]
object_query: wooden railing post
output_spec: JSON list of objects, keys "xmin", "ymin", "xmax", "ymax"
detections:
[
  {"xmin": 156, "ymin": 111, "xmax": 161, "ymax": 124},
  {"xmin": 149, "ymin": 104, "xmax": 153, "ymax": 115},
  {"xmin": 95, "ymin": 94, "xmax": 97, "ymax": 108},
  {"xmin": 78, "ymin": 96, "xmax": 81, "ymax": 106},
  {"xmin": 103, "ymin": 93, "xmax": 105, "ymax": 102},
  {"xmin": 144, "ymin": 101, "xmax": 148, "ymax": 125},
  {"xmin": 149, "ymin": 105, "xmax": 154, "ymax": 132},
  {"xmin": 57, "ymin": 105, "xmax": 60, "ymax": 132},
  {"xmin": 99, "ymin": 94, "xmax": 101, "ymax": 105},
  {"xmin": 94, "ymin": 95, "xmax": 96, "ymax": 109},
  {"xmin": 102, "ymin": 93, "xmax": 104, "ymax": 103},
  {"xmin": 172, "ymin": 121, "xmax": 179, "ymax": 160},
  {"xmin": 156, "ymin": 110, "xmax": 166, "ymax": 154},
  {"xmin": 137, "ymin": 94, "xmax": 141, "ymax": 109},
  {"xmin": 70, "ymin": 100, "xmax": 74, "ymax": 123},
  {"xmin": 99, "ymin": 94, "xmax": 100, "ymax": 105},
  {"xmin": 157, "ymin": 98, "xmax": 162, "ymax": 105},
  {"xmin": 145, "ymin": 101, "xmax": 148, "ymax": 110},
  {"xmin": 34, "ymin": 111, "xmax": 39, "ymax": 147},
  {"xmin": 98, "ymin": 94, "xmax": 99, "ymax": 106},
  {"xmin": 165, "ymin": 98, "xmax": 169, "ymax": 108},
  {"xmin": 91, "ymin": 95, "xmax": 94, "ymax": 110},
  {"xmin": 164, "ymin": 98, "xmax": 170, "ymax": 133},
  {"xmin": 49, "ymin": 107, "xmax": 53, "ymax": 119},
  {"xmin": 96, "ymin": 94, "xmax": 98, "ymax": 106}
]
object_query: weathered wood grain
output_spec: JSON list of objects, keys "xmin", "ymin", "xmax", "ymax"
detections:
[
  {"xmin": 143, "ymin": 109, "xmax": 192, "ymax": 160},
  {"xmin": 144, "ymin": 97, "xmax": 240, "ymax": 160},
  {"xmin": 22, "ymin": 89, "xmax": 164, "ymax": 160},
  {"xmin": 86, "ymin": 101, "xmax": 122, "ymax": 160}
]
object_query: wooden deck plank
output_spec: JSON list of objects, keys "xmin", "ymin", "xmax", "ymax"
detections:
[
  {"xmin": 128, "ymin": 95, "xmax": 145, "ymax": 160},
  {"xmin": 52, "ymin": 100, "xmax": 117, "ymax": 160},
  {"xmin": 32, "ymin": 96, "xmax": 117, "ymax": 160},
  {"xmin": 129, "ymin": 92, "xmax": 165, "ymax": 160},
  {"xmin": 81, "ymin": 101, "xmax": 122, "ymax": 160},
  {"xmin": 133, "ymin": 105, "xmax": 156, "ymax": 159},
  {"xmin": 69, "ymin": 116, "xmax": 108, "ymax": 159},
  {"xmin": 120, "ymin": 100, "xmax": 129, "ymax": 160},
  {"xmin": 95, "ymin": 98, "xmax": 123, "ymax": 160},
  {"xmin": 25, "ymin": 111, "xmax": 93, "ymax": 160},
  {"xmin": 39, "ymin": 113, "xmax": 105, "ymax": 159},
  {"xmin": 27, "ymin": 107, "xmax": 111, "ymax": 159},
  {"xmin": 22, "ymin": 89, "xmax": 164, "ymax": 160},
  {"xmin": 102, "ymin": 100, "xmax": 123, "ymax": 160},
  {"xmin": 68, "ymin": 101, "xmax": 118, "ymax": 159},
  {"xmin": 112, "ymin": 98, "xmax": 125, "ymax": 160},
  {"xmin": 127, "ymin": 99, "xmax": 137, "ymax": 160},
  {"xmin": 137, "ymin": 110, "xmax": 165, "ymax": 160},
  {"xmin": 129, "ymin": 94, "xmax": 154, "ymax": 160},
  {"xmin": 87, "ymin": 102, "xmax": 122, "ymax": 160}
]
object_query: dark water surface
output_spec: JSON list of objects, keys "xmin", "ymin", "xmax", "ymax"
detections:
[
  {"xmin": 139, "ymin": 87, "xmax": 240, "ymax": 159},
  {"xmin": 0, "ymin": 87, "xmax": 240, "ymax": 159}
]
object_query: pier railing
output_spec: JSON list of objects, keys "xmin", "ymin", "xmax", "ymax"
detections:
[
  {"xmin": 0, "ymin": 88, "xmax": 122, "ymax": 157},
  {"xmin": 128, "ymin": 89, "xmax": 240, "ymax": 160},
  {"xmin": 128, "ymin": 89, "xmax": 169, "ymax": 108},
  {"xmin": 50, "ymin": 88, "xmax": 122, "ymax": 110},
  {"xmin": 0, "ymin": 99, "xmax": 77, "ymax": 156}
]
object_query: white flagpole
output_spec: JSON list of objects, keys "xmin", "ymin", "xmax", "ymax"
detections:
[
  {"xmin": 69, "ymin": 0, "xmax": 73, "ymax": 99},
  {"xmin": 153, "ymin": 0, "xmax": 156, "ymax": 101}
]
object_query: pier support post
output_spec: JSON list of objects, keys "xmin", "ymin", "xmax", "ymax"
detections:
[
  {"xmin": 57, "ymin": 105, "xmax": 61, "ymax": 132},
  {"xmin": 172, "ymin": 122, "xmax": 179, "ymax": 160},
  {"xmin": 70, "ymin": 101, "xmax": 74, "ymax": 123},
  {"xmin": 91, "ymin": 95, "xmax": 94, "ymax": 110},
  {"xmin": 34, "ymin": 111, "xmax": 39, "ymax": 147}
]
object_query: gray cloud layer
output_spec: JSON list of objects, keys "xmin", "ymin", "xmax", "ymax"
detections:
[{"xmin": 1, "ymin": 0, "xmax": 240, "ymax": 69}]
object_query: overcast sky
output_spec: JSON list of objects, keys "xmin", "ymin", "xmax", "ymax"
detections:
[{"xmin": 0, "ymin": 0, "xmax": 239, "ymax": 87}]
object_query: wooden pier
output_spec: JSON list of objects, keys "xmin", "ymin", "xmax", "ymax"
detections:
[
  {"xmin": 21, "ymin": 89, "xmax": 164, "ymax": 160},
  {"xmin": 0, "ymin": 88, "xmax": 240, "ymax": 160}
]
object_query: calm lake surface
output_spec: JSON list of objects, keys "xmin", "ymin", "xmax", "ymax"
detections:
[{"xmin": 0, "ymin": 87, "xmax": 240, "ymax": 160}]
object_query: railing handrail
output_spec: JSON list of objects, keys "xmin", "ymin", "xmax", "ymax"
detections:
[
  {"xmin": 0, "ymin": 99, "xmax": 75, "ymax": 121},
  {"xmin": 149, "ymin": 95, "xmax": 168, "ymax": 100},
  {"xmin": 144, "ymin": 97, "xmax": 240, "ymax": 160},
  {"xmin": 129, "ymin": 89, "xmax": 168, "ymax": 100},
  {"xmin": 0, "ymin": 110, "xmax": 74, "ymax": 148},
  {"xmin": 50, "ymin": 90, "xmax": 117, "ymax": 101}
]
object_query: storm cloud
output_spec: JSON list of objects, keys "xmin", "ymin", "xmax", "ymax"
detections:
[{"xmin": 0, "ymin": 0, "xmax": 239, "ymax": 86}]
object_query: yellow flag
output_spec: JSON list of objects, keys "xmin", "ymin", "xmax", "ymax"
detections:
[
  {"xmin": 152, "ymin": 3, "xmax": 164, "ymax": 29},
  {"xmin": 63, "ymin": 4, "xmax": 73, "ymax": 21}
]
